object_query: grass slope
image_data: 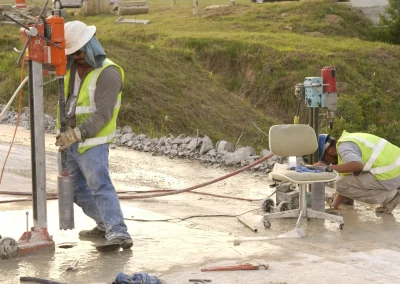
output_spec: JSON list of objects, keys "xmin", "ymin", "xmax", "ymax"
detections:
[{"xmin": 1, "ymin": 0, "xmax": 400, "ymax": 147}]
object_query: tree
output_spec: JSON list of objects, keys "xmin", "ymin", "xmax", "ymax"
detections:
[{"xmin": 379, "ymin": 0, "xmax": 400, "ymax": 44}]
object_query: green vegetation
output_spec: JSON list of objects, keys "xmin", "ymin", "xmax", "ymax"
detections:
[
  {"xmin": 1, "ymin": 0, "xmax": 400, "ymax": 149},
  {"xmin": 378, "ymin": 0, "xmax": 400, "ymax": 44}
]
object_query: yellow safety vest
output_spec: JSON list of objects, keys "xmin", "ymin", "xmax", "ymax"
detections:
[
  {"xmin": 57, "ymin": 58, "xmax": 124, "ymax": 154},
  {"xmin": 337, "ymin": 130, "xmax": 400, "ymax": 181}
]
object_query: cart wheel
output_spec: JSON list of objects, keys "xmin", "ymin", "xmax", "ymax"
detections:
[
  {"xmin": 277, "ymin": 201, "xmax": 291, "ymax": 212},
  {"xmin": 339, "ymin": 223, "xmax": 344, "ymax": 230},
  {"xmin": 263, "ymin": 219, "xmax": 271, "ymax": 228},
  {"xmin": 0, "ymin": 237, "xmax": 18, "ymax": 259},
  {"xmin": 261, "ymin": 198, "xmax": 275, "ymax": 213}
]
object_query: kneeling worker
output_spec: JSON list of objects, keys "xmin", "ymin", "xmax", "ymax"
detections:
[
  {"xmin": 55, "ymin": 21, "xmax": 132, "ymax": 252},
  {"xmin": 319, "ymin": 131, "xmax": 400, "ymax": 214}
]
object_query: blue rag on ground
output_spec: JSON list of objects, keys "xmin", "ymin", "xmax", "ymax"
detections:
[{"xmin": 114, "ymin": 272, "xmax": 161, "ymax": 284}]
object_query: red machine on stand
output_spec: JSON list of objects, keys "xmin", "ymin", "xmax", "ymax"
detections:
[{"xmin": 1, "ymin": 1, "xmax": 74, "ymax": 258}]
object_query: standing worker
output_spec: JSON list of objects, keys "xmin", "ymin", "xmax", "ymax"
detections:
[
  {"xmin": 318, "ymin": 131, "xmax": 400, "ymax": 214},
  {"xmin": 55, "ymin": 21, "xmax": 132, "ymax": 252}
]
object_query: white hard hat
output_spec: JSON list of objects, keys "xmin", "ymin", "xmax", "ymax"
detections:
[{"xmin": 64, "ymin": 21, "xmax": 96, "ymax": 55}]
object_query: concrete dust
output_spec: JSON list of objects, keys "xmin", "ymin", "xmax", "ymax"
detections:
[{"xmin": 1, "ymin": 125, "xmax": 400, "ymax": 283}]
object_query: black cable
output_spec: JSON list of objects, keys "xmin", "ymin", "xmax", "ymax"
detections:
[
  {"xmin": 123, "ymin": 207, "xmax": 261, "ymax": 222},
  {"xmin": 20, "ymin": 276, "xmax": 65, "ymax": 284}
]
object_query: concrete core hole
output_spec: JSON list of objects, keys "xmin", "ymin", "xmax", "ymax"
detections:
[{"xmin": 58, "ymin": 243, "xmax": 76, "ymax": 249}]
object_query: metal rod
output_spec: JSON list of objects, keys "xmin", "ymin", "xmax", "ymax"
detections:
[
  {"xmin": 237, "ymin": 217, "xmax": 257, "ymax": 232},
  {"xmin": 26, "ymin": 211, "xmax": 29, "ymax": 237},
  {"xmin": 295, "ymin": 210, "xmax": 303, "ymax": 229},
  {"xmin": 36, "ymin": 33, "xmax": 62, "ymax": 49},
  {"xmin": 57, "ymin": 78, "xmax": 67, "ymax": 170},
  {"xmin": 308, "ymin": 107, "xmax": 320, "ymax": 164},
  {"xmin": 17, "ymin": 35, "xmax": 31, "ymax": 64},
  {"xmin": 1, "ymin": 13, "xmax": 30, "ymax": 30},
  {"xmin": 33, "ymin": 0, "xmax": 50, "ymax": 29}
]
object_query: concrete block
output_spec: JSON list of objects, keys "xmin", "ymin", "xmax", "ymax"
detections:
[
  {"xmin": 117, "ymin": 6, "xmax": 149, "ymax": 16},
  {"xmin": 85, "ymin": 0, "xmax": 110, "ymax": 15},
  {"xmin": 350, "ymin": 0, "xmax": 387, "ymax": 8},
  {"xmin": 216, "ymin": 140, "xmax": 234, "ymax": 153},
  {"xmin": 200, "ymin": 135, "xmax": 213, "ymax": 154},
  {"xmin": 120, "ymin": 1, "xmax": 148, "ymax": 7}
]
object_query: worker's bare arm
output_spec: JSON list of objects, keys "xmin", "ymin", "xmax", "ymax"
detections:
[{"xmin": 330, "ymin": 161, "xmax": 363, "ymax": 174}]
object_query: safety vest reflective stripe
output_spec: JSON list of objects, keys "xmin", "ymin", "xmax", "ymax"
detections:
[
  {"xmin": 370, "ymin": 157, "xmax": 400, "ymax": 175},
  {"xmin": 75, "ymin": 67, "xmax": 102, "ymax": 115},
  {"xmin": 79, "ymin": 131, "xmax": 116, "ymax": 148},
  {"xmin": 363, "ymin": 138, "xmax": 387, "ymax": 171},
  {"xmin": 338, "ymin": 131, "xmax": 400, "ymax": 180},
  {"xmin": 75, "ymin": 98, "xmax": 121, "ymax": 114},
  {"xmin": 349, "ymin": 135, "xmax": 388, "ymax": 172},
  {"xmin": 350, "ymin": 136, "xmax": 376, "ymax": 149},
  {"xmin": 75, "ymin": 59, "xmax": 118, "ymax": 115}
]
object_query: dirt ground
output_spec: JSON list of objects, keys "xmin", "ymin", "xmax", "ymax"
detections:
[{"xmin": 1, "ymin": 124, "xmax": 400, "ymax": 284}]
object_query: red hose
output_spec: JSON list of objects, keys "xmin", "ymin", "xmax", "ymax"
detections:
[
  {"xmin": 0, "ymin": 154, "xmax": 274, "ymax": 203},
  {"xmin": 118, "ymin": 153, "xmax": 274, "ymax": 199}
]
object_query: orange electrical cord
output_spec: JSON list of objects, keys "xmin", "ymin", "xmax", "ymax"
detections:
[{"xmin": 0, "ymin": 59, "xmax": 25, "ymax": 184}]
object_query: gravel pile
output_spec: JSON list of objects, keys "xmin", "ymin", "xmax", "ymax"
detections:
[
  {"xmin": 0, "ymin": 104, "xmax": 291, "ymax": 173},
  {"xmin": 0, "ymin": 105, "xmax": 56, "ymax": 133}
]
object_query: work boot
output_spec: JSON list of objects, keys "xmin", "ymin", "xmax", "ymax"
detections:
[
  {"xmin": 376, "ymin": 190, "xmax": 400, "ymax": 214},
  {"xmin": 342, "ymin": 197, "xmax": 354, "ymax": 205},
  {"xmin": 79, "ymin": 227, "xmax": 106, "ymax": 238},
  {"xmin": 95, "ymin": 238, "xmax": 133, "ymax": 253}
]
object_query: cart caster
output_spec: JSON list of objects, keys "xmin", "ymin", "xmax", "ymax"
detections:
[
  {"xmin": 263, "ymin": 219, "xmax": 271, "ymax": 228},
  {"xmin": 261, "ymin": 198, "xmax": 275, "ymax": 213},
  {"xmin": 277, "ymin": 201, "xmax": 291, "ymax": 212},
  {"xmin": 0, "ymin": 237, "xmax": 18, "ymax": 259},
  {"xmin": 339, "ymin": 223, "xmax": 344, "ymax": 230}
]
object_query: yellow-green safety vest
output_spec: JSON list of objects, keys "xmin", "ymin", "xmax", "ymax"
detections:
[
  {"xmin": 57, "ymin": 58, "xmax": 124, "ymax": 154},
  {"xmin": 337, "ymin": 130, "xmax": 400, "ymax": 181}
]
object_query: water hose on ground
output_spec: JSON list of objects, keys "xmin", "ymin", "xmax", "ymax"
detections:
[
  {"xmin": 124, "ymin": 207, "xmax": 262, "ymax": 223},
  {"xmin": 117, "ymin": 153, "xmax": 274, "ymax": 199},
  {"xmin": 0, "ymin": 63, "xmax": 27, "ymax": 184},
  {"xmin": 0, "ymin": 153, "xmax": 276, "ymax": 203}
]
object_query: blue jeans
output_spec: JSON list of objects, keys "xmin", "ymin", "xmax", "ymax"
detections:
[{"xmin": 66, "ymin": 142, "xmax": 130, "ymax": 240}]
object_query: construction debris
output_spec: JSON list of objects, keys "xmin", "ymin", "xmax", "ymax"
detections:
[
  {"xmin": 0, "ymin": 104, "xmax": 299, "ymax": 174},
  {"xmin": 84, "ymin": 0, "xmax": 110, "ymax": 16},
  {"xmin": 20, "ymin": 276, "xmax": 66, "ymax": 284},
  {"xmin": 237, "ymin": 216, "xmax": 258, "ymax": 232},
  {"xmin": 66, "ymin": 259, "xmax": 79, "ymax": 271},
  {"xmin": 201, "ymin": 262, "xmax": 269, "ymax": 272},
  {"xmin": 0, "ymin": 4, "xmax": 53, "ymax": 25},
  {"xmin": 115, "ymin": 16, "xmax": 150, "ymax": 24},
  {"xmin": 111, "ymin": 0, "xmax": 149, "ymax": 16}
]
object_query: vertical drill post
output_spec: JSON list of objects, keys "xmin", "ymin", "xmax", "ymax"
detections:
[{"xmin": 28, "ymin": 60, "xmax": 47, "ymax": 229}]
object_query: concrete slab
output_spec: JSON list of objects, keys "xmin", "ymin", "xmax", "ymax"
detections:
[
  {"xmin": 1, "ymin": 125, "xmax": 400, "ymax": 283},
  {"xmin": 115, "ymin": 16, "xmax": 150, "ymax": 25}
]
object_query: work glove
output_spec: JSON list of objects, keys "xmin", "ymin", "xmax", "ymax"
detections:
[{"xmin": 56, "ymin": 128, "xmax": 82, "ymax": 152}]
